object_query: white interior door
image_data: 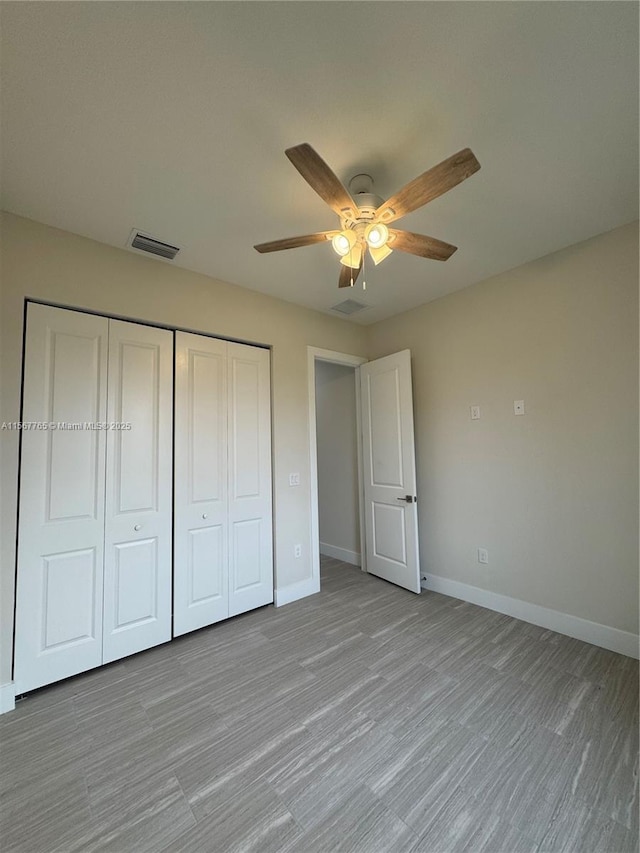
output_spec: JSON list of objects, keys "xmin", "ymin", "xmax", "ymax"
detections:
[
  {"xmin": 228, "ymin": 343, "xmax": 273, "ymax": 616},
  {"xmin": 14, "ymin": 304, "xmax": 108, "ymax": 693},
  {"xmin": 174, "ymin": 332, "xmax": 229, "ymax": 636},
  {"xmin": 102, "ymin": 319, "xmax": 173, "ymax": 663},
  {"xmin": 359, "ymin": 349, "xmax": 421, "ymax": 593}
]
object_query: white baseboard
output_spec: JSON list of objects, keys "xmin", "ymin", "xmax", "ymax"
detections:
[
  {"xmin": 320, "ymin": 542, "xmax": 361, "ymax": 567},
  {"xmin": 0, "ymin": 682, "xmax": 16, "ymax": 714},
  {"xmin": 421, "ymin": 573, "xmax": 639, "ymax": 660},
  {"xmin": 274, "ymin": 576, "xmax": 320, "ymax": 607}
]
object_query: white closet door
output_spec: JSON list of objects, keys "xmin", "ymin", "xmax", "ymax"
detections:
[
  {"xmin": 228, "ymin": 343, "xmax": 273, "ymax": 616},
  {"xmin": 102, "ymin": 320, "xmax": 173, "ymax": 663},
  {"xmin": 174, "ymin": 332, "xmax": 229, "ymax": 636},
  {"xmin": 14, "ymin": 304, "xmax": 108, "ymax": 693}
]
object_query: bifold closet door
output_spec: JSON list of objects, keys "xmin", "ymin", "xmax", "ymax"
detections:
[
  {"xmin": 174, "ymin": 333, "xmax": 229, "ymax": 636},
  {"xmin": 14, "ymin": 304, "xmax": 109, "ymax": 694},
  {"xmin": 227, "ymin": 342, "xmax": 273, "ymax": 617},
  {"xmin": 173, "ymin": 335, "xmax": 273, "ymax": 635},
  {"xmin": 102, "ymin": 319, "xmax": 173, "ymax": 663}
]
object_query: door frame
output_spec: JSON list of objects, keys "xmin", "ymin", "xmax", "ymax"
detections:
[{"xmin": 307, "ymin": 347, "xmax": 368, "ymax": 591}]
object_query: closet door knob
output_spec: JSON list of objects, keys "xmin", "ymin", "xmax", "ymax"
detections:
[
  {"xmin": 134, "ymin": 524, "xmax": 141, "ymax": 531},
  {"xmin": 202, "ymin": 513, "xmax": 208, "ymax": 519}
]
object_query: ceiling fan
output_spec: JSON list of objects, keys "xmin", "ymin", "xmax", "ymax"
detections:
[{"xmin": 254, "ymin": 143, "xmax": 481, "ymax": 289}]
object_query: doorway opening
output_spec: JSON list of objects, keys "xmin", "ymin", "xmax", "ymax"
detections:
[
  {"xmin": 308, "ymin": 346, "xmax": 421, "ymax": 596},
  {"xmin": 308, "ymin": 348, "xmax": 367, "ymax": 591}
]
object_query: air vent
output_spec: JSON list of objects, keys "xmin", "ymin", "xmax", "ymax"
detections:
[
  {"xmin": 330, "ymin": 299, "xmax": 369, "ymax": 315},
  {"xmin": 128, "ymin": 230, "xmax": 181, "ymax": 260}
]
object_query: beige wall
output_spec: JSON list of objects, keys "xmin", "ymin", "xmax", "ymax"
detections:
[
  {"xmin": 315, "ymin": 361, "xmax": 360, "ymax": 559},
  {"xmin": 368, "ymin": 222, "xmax": 639, "ymax": 635},
  {"xmin": 0, "ymin": 212, "xmax": 368, "ymax": 685}
]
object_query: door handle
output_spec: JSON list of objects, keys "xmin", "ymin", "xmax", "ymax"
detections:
[
  {"xmin": 134, "ymin": 524, "xmax": 142, "ymax": 531},
  {"xmin": 202, "ymin": 513, "xmax": 208, "ymax": 519},
  {"xmin": 396, "ymin": 495, "xmax": 415, "ymax": 503}
]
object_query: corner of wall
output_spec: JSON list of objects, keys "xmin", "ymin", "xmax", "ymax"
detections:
[{"xmin": 274, "ymin": 576, "xmax": 320, "ymax": 607}]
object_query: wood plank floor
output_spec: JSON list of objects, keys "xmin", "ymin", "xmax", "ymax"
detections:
[{"xmin": 1, "ymin": 556, "xmax": 638, "ymax": 853}]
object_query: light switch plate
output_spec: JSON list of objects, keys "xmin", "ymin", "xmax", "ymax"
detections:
[
  {"xmin": 289, "ymin": 473, "xmax": 300, "ymax": 486},
  {"xmin": 514, "ymin": 400, "xmax": 525, "ymax": 416},
  {"xmin": 470, "ymin": 406, "xmax": 480, "ymax": 420}
]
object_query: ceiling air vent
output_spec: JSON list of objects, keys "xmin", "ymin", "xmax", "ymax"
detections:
[
  {"xmin": 128, "ymin": 229, "xmax": 181, "ymax": 260},
  {"xmin": 330, "ymin": 299, "xmax": 369, "ymax": 316}
]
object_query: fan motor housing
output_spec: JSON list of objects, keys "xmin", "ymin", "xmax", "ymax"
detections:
[
  {"xmin": 353, "ymin": 192, "xmax": 383, "ymax": 220},
  {"xmin": 347, "ymin": 174, "xmax": 383, "ymax": 222}
]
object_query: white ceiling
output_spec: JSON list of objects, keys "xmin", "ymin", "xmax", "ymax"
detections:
[{"xmin": 1, "ymin": 2, "xmax": 638, "ymax": 325}]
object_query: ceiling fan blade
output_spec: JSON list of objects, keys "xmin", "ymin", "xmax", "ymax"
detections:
[
  {"xmin": 387, "ymin": 229, "xmax": 458, "ymax": 261},
  {"xmin": 285, "ymin": 144, "xmax": 358, "ymax": 221},
  {"xmin": 338, "ymin": 260, "xmax": 362, "ymax": 288},
  {"xmin": 254, "ymin": 231, "xmax": 338, "ymax": 253},
  {"xmin": 375, "ymin": 148, "xmax": 481, "ymax": 224}
]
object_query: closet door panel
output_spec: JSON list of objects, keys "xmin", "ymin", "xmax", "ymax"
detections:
[
  {"xmin": 113, "ymin": 538, "xmax": 158, "ymax": 627},
  {"xmin": 231, "ymin": 518, "xmax": 262, "ymax": 588},
  {"xmin": 103, "ymin": 320, "xmax": 173, "ymax": 663},
  {"xmin": 174, "ymin": 333, "xmax": 228, "ymax": 636},
  {"xmin": 228, "ymin": 343, "xmax": 273, "ymax": 617},
  {"xmin": 14, "ymin": 304, "xmax": 108, "ymax": 693},
  {"xmin": 189, "ymin": 525, "xmax": 224, "ymax": 600}
]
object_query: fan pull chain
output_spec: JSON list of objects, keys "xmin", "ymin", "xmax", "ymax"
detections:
[{"xmin": 362, "ymin": 245, "xmax": 366, "ymax": 291}]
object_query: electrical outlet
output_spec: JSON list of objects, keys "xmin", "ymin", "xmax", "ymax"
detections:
[
  {"xmin": 477, "ymin": 548, "xmax": 489, "ymax": 565},
  {"xmin": 294, "ymin": 544, "xmax": 302, "ymax": 558},
  {"xmin": 289, "ymin": 472, "xmax": 300, "ymax": 486},
  {"xmin": 470, "ymin": 406, "xmax": 480, "ymax": 420},
  {"xmin": 514, "ymin": 400, "xmax": 525, "ymax": 416}
]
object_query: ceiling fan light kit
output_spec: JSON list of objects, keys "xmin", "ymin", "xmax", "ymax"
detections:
[
  {"xmin": 254, "ymin": 143, "xmax": 480, "ymax": 290},
  {"xmin": 364, "ymin": 222, "xmax": 389, "ymax": 249},
  {"xmin": 331, "ymin": 229, "xmax": 357, "ymax": 256},
  {"xmin": 368, "ymin": 242, "xmax": 393, "ymax": 266},
  {"xmin": 339, "ymin": 244, "xmax": 363, "ymax": 269}
]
